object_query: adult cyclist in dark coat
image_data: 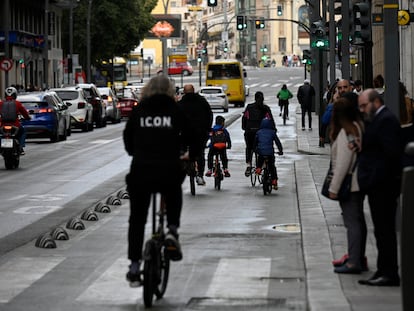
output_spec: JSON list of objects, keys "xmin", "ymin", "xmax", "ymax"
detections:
[
  {"xmin": 123, "ymin": 75, "xmax": 191, "ymax": 287},
  {"xmin": 178, "ymin": 84, "xmax": 213, "ymax": 186},
  {"xmin": 241, "ymin": 91, "xmax": 275, "ymax": 177}
]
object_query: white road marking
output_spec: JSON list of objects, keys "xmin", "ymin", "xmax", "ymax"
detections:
[
  {"xmin": 76, "ymin": 257, "xmax": 138, "ymax": 303},
  {"xmin": 0, "ymin": 257, "xmax": 64, "ymax": 303},
  {"xmin": 206, "ymin": 257, "xmax": 271, "ymax": 298},
  {"xmin": 13, "ymin": 205, "xmax": 61, "ymax": 214}
]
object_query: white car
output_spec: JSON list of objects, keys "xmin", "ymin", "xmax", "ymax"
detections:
[
  {"xmin": 97, "ymin": 87, "xmax": 121, "ymax": 124},
  {"xmin": 198, "ymin": 86, "xmax": 229, "ymax": 112},
  {"xmin": 51, "ymin": 87, "xmax": 94, "ymax": 132}
]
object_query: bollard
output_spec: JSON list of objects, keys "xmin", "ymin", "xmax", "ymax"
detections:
[{"xmin": 401, "ymin": 142, "xmax": 414, "ymax": 311}]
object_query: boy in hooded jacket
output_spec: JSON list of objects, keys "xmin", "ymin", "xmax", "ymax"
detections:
[{"xmin": 254, "ymin": 118, "xmax": 283, "ymax": 189}]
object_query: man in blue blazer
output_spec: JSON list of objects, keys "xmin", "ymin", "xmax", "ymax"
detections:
[{"xmin": 357, "ymin": 89, "xmax": 403, "ymax": 286}]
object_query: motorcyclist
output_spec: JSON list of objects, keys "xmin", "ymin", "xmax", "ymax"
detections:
[{"xmin": 0, "ymin": 87, "xmax": 31, "ymax": 154}]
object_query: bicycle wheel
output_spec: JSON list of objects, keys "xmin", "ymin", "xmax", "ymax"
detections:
[
  {"xmin": 282, "ymin": 104, "xmax": 288, "ymax": 125},
  {"xmin": 214, "ymin": 163, "xmax": 222, "ymax": 190},
  {"xmin": 262, "ymin": 168, "xmax": 272, "ymax": 195},
  {"xmin": 143, "ymin": 241, "xmax": 157, "ymax": 307},
  {"xmin": 189, "ymin": 162, "xmax": 196, "ymax": 196},
  {"xmin": 155, "ymin": 248, "xmax": 170, "ymax": 299},
  {"xmin": 250, "ymin": 169, "xmax": 257, "ymax": 186}
]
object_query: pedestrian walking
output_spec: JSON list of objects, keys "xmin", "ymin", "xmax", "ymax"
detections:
[
  {"xmin": 357, "ymin": 89, "xmax": 403, "ymax": 286},
  {"xmin": 297, "ymin": 79, "xmax": 315, "ymax": 130},
  {"xmin": 328, "ymin": 97, "xmax": 367, "ymax": 274}
]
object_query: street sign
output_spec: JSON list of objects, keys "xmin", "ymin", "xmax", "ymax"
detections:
[
  {"xmin": 398, "ymin": 10, "xmax": 410, "ymax": 25},
  {"xmin": 0, "ymin": 58, "xmax": 13, "ymax": 72}
]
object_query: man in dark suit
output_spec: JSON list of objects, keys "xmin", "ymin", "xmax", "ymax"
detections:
[
  {"xmin": 297, "ymin": 79, "xmax": 315, "ymax": 130},
  {"xmin": 357, "ymin": 89, "xmax": 403, "ymax": 286}
]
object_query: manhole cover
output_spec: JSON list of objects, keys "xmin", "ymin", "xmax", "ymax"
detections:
[{"xmin": 272, "ymin": 223, "xmax": 301, "ymax": 233}]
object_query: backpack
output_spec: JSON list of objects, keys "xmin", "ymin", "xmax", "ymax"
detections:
[
  {"xmin": 245, "ymin": 105, "xmax": 269, "ymax": 131},
  {"xmin": 0, "ymin": 101, "xmax": 18, "ymax": 123},
  {"xmin": 211, "ymin": 128, "xmax": 227, "ymax": 149}
]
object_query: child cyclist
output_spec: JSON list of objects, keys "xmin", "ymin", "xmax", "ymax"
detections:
[
  {"xmin": 205, "ymin": 115, "xmax": 232, "ymax": 177},
  {"xmin": 254, "ymin": 118, "xmax": 283, "ymax": 189}
]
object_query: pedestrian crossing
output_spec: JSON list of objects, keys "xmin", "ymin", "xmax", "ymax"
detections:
[{"xmin": 248, "ymin": 82, "xmax": 303, "ymax": 89}]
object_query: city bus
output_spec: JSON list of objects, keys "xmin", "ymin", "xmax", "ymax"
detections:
[
  {"xmin": 94, "ymin": 57, "xmax": 128, "ymax": 90},
  {"xmin": 205, "ymin": 59, "xmax": 246, "ymax": 107}
]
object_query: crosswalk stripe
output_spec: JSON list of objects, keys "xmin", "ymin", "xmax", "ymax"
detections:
[
  {"xmin": 76, "ymin": 257, "xmax": 138, "ymax": 304},
  {"xmin": 249, "ymin": 83, "xmax": 260, "ymax": 88},
  {"xmin": 206, "ymin": 257, "xmax": 270, "ymax": 298},
  {"xmin": 0, "ymin": 257, "xmax": 64, "ymax": 303}
]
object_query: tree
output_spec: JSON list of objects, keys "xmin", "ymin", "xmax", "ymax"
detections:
[{"xmin": 62, "ymin": 0, "xmax": 157, "ymax": 68}]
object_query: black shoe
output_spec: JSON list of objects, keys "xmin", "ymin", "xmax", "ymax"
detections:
[
  {"xmin": 244, "ymin": 166, "xmax": 251, "ymax": 177},
  {"xmin": 20, "ymin": 147, "xmax": 25, "ymax": 155},
  {"xmin": 126, "ymin": 270, "xmax": 142, "ymax": 287},
  {"xmin": 358, "ymin": 274, "xmax": 400, "ymax": 286},
  {"xmin": 164, "ymin": 232, "xmax": 183, "ymax": 261}
]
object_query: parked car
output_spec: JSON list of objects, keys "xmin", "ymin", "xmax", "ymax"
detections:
[
  {"xmin": 97, "ymin": 87, "xmax": 121, "ymax": 123},
  {"xmin": 157, "ymin": 62, "xmax": 194, "ymax": 76},
  {"xmin": 76, "ymin": 83, "xmax": 107, "ymax": 128},
  {"xmin": 116, "ymin": 87, "xmax": 139, "ymax": 118},
  {"xmin": 17, "ymin": 91, "xmax": 71, "ymax": 142},
  {"xmin": 198, "ymin": 86, "xmax": 229, "ymax": 112},
  {"xmin": 51, "ymin": 86, "xmax": 94, "ymax": 132}
]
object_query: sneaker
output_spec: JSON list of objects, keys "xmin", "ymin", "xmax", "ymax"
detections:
[
  {"xmin": 224, "ymin": 169, "xmax": 230, "ymax": 177},
  {"xmin": 205, "ymin": 170, "xmax": 212, "ymax": 177},
  {"xmin": 164, "ymin": 232, "xmax": 183, "ymax": 261},
  {"xmin": 272, "ymin": 179, "xmax": 278, "ymax": 190},
  {"xmin": 244, "ymin": 166, "xmax": 251, "ymax": 177},
  {"xmin": 255, "ymin": 167, "xmax": 262, "ymax": 175},
  {"xmin": 196, "ymin": 176, "xmax": 206, "ymax": 185},
  {"xmin": 126, "ymin": 262, "xmax": 142, "ymax": 287},
  {"xmin": 19, "ymin": 147, "xmax": 25, "ymax": 155}
]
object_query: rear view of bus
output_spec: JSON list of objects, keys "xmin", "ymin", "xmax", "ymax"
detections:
[{"xmin": 205, "ymin": 60, "xmax": 246, "ymax": 107}]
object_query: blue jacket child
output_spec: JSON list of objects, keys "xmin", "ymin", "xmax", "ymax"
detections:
[
  {"xmin": 255, "ymin": 118, "xmax": 283, "ymax": 188},
  {"xmin": 206, "ymin": 115, "xmax": 231, "ymax": 177}
]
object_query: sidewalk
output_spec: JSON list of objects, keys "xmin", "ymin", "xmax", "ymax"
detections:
[{"xmin": 295, "ymin": 112, "xmax": 403, "ymax": 311}]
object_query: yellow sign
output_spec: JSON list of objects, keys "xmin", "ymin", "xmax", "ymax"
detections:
[
  {"xmin": 398, "ymin": 10, "xmax": 410, "ymax": 25},
  {"xmin": 188, "ymin": 6, "xmax": 203, "ymax": 11}
]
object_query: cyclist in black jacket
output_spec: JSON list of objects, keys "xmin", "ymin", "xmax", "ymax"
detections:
[
  {"xmin": 123, "ymin": 75, "xmax": 191, "ymax": 287},
  {"xmin": 241, "ymin": 91, "xmax": 275, "ymax": 177},
  {"xmin": 178, "ymin": 84, "xmax": 213, "ymax": 186}
]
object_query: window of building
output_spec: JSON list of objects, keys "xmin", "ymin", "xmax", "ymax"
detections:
[{"xmin": 279, "ymin": 37, "xmax": 286, "ymax": 52}]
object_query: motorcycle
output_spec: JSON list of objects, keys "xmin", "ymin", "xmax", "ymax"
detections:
[{"xmin": 0, "ymin": 124, "xmax": 20, "ymax": 169}]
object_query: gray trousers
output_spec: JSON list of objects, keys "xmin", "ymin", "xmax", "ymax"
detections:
[{"xmin": 339, "ymin": 191, "xmax": 367, "ymax": 268}]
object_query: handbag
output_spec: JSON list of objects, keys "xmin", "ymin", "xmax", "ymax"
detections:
[{"xmin": 321, "ymin": 157, "xmax": 358, "ymax": 201}]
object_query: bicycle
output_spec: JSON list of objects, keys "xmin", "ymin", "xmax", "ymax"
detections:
[
  {"xmin": 213, "ymin": 152, "xmax": 224, "ymax": 190},
  {"xmin": 142, "ymin": 193, "xmax": 170, "ymax": 308}
]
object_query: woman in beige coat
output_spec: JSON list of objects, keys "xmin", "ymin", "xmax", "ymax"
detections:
[{"xmin": 329, "ymin": 97, "xmax": 367, "ymax": 274}]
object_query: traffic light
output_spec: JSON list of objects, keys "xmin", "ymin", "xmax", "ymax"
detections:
[
  {"xmin": 237, "ymin": 15, "xmax": 244, "ymax": 31},
  {"xmin": 19, "ymin": 58, "xmax": 25, "ymax": 69},
  {"xmin": 277, "ymin": 5, "xmax": 283, "ymax": 16},
  {"xmin": 352, "ymin": 1, "xmax": 371, "ymax": 43},
  {"xmin": 255, "ymin": 19, "xmax": 261, "ymax": 29},
  {"xmin": 207, "ymin": 0, "xmax": 217, "ymax": 7},
  {"xmin": 310, "ymin": 20, "xmax": 328, "ymax": 48},
  {"xmin": 255, "ymin": 18, "xmax": 265, "ymax": 29},
  {"xmin": 302, "ymin": 49, "xmax": 312, "ymax": 65},
  {"xmin": 223, "ymin": 41, "xmax": 228, "ymax": 52}
]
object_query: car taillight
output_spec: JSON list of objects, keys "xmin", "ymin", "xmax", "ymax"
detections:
[
  {"xmin": 39, "ymin": 108, "xmax": 54, "ymax": 113},
  {"xmin": 133, "ymin": 101, "xmax": 138, "ymax": 107},
  {"xmin": 4, "ymin": 125, "xmax": 12, "ymax": 130},
  {"xmin": 78, "ymin": 102, "xmax": 86, "ymax": 109}
]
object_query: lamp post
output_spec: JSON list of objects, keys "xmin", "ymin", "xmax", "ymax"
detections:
[{"xmin": 86, "ymin": 0, "xmax": 92, "ymax": 83}]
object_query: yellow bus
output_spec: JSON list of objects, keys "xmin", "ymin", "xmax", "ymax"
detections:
[{"xmin": 205, "ymin": 59, "xmax": 246, "ymax": 107}]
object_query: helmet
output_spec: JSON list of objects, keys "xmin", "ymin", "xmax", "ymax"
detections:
[{"xmin": 5, "ymin": 87, "xmax": 18, "ymax": 99}]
